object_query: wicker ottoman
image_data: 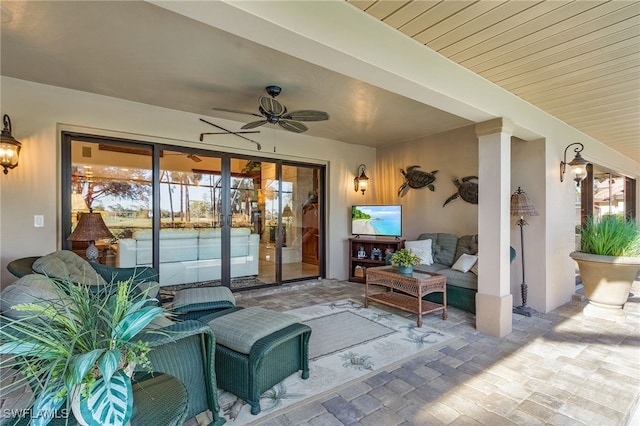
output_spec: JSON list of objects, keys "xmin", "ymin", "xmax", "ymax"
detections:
[
  {"xmin": 172, "ymin": 286, "xmax": 237, "ymax": 320},
  {"xmin": 203, "ymin": 307, "xmax": 311, "ymax": 415}
]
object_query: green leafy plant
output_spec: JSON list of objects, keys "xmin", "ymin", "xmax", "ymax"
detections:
[
  {"xmin": 390, "ymin": 248, "xmax": 421, "ymax": 267},
  {"xmin": 580, "ymin": 215, "xmax": 640, "ymax": 257},
  {"xmin": 0, "ymin": 276, "xmax": 168, "ymax": 426}
]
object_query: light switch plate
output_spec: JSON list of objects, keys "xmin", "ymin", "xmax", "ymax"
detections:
[{"xmin": 34, "ymin": 215, "xmax": 44, "ymax": 227}]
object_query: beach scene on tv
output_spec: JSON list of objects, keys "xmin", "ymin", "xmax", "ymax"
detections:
[{"xmin": 351, "ymin": 205, "xmax": 402, "ymax": 237}]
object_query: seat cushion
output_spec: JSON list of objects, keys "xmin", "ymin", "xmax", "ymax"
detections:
[
  {"xmin": 208, "ymin": 307, "xmax": 300, "ymax": 355},
  {"xmin": 32, "ymin": 250, "xmax": 107, "ymax": 286}
]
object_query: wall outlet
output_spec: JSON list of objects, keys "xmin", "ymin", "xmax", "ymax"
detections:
[{"xmin": 34, "ymin": 215, "xmax": 44, "ymax": 227}]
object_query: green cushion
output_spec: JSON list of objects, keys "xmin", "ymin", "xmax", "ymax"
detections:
[
  {"xmin": 32, "ymin": 250, "xmax": 107, "ymax": 286},
  {"xmin": 208, "ymin": 307, "xmax": 300, "ymax": 355},
  {"xmin": 0, "ymin": 274, "xmax": 70, "ymax": 320},
  {"xmin": 418, "ymin": 233, "xmax": 459, "ymax": 266},
  {"xmin": 440, "ymin": 268, "xmax": 478, "ymax": 290},
  {"xmin": 172, "ymin": 286, "xmax": 235, "ymax": 308},
  {"xmin": 454, "ymin": 234, "xmax": 479, "ymax": 261}
]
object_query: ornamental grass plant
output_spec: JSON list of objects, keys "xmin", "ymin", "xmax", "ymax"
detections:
[
  {"xmin": 0, "ymin": 276, "xmax": 169, "ymax": 426},
  {"xmin": 580, "ymin": 214, "xmax": 640, "ymax": 257}
]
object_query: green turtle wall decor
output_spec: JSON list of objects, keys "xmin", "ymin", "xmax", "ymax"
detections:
[
  {"xmin": 398, "ymin": 166, "xmax": 438, "ymax": 197},
  {"xmin": 443, "ymin": 176, "xmax": 478, "ymax": 206}
]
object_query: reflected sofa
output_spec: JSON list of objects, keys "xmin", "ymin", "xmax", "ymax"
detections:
[{"xmin": 117, "ymin": 228, "xmax": 259, "ymax": 286}]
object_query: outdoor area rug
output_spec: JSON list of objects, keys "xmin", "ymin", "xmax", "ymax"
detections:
[{"xmin": 216, "ymin": 299, "xmax": 455, "ymax": 424}]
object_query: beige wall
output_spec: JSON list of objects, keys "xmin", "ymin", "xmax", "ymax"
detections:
[
  {"xmin": 0, "ymin": 77, "xmax": 377, "ymax": 287},
  {"xmin": 376, "ymin": 125, "xmax": 479, "ymax": 239}
]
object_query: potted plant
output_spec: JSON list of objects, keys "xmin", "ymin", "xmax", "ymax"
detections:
[
  {"xmin": 0, "ymin": 276, "xmax": 168, "ymax": 426},
  {"xmin": 570, "ymin": 214, "xmax": 640, "ymax": 321},
  {"xmin": 390, "ymin": 248, "xmax": 421, "ymax": 274}
]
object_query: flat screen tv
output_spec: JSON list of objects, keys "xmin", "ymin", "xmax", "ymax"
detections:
[{"xmin": 351, "ymin": 205, "xmax": 402, "ymax": 237}]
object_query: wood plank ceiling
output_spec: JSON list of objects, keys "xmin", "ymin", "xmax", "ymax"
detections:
[{"xmin": 348, "ymin": 0, "xmax": 640, "ymax": 164}]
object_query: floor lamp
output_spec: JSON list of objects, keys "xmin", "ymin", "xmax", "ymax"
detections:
[{"xmin": 511, "ymin": 187, "xmax": 539, "ymax": 317}]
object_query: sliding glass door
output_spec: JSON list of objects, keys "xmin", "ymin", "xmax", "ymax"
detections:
[{"xmin": 63, "ymin": 133, "xmax": 323, "ymax": 290}]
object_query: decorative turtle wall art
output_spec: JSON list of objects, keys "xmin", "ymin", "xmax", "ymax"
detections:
[
  {"xmin": 398, "ymin": 165, "xmax": 438, "ymax": 197},
  {"xmin": 443, "ymin": 176, "xmax": 478, "ymax": 207}
]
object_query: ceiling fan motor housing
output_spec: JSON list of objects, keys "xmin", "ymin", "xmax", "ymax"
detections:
[{"xmin": 265, "ymin": 85, "xmax": 282, "ymax": 97}]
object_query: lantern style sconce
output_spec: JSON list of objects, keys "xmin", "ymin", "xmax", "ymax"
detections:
[
  {"xmin": 560, "ymin": 143, "xmax": 588, "ymax": 184},
  {"xmin": 0, "ymin": 115, "xmax": 22, "ymax": 175},
  {"xmin": 354, "ymin": 164, "xmax": 369, "ymax": 195}
]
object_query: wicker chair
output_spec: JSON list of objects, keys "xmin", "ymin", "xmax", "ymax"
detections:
[{"xmin": 3, "ymin": 252, "xmax": 227, "ymax": 426}]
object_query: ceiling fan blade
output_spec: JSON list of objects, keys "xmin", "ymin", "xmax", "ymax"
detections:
[
  {"xmin": 187, "ymin": 154, "xmax": 202, "ymax": 162},
  {"xmin": 259, "ymin": 96, "xmax": 286, "ymax": 116},
  {"xmin": 211, "ymin": 107, "xmax": 262, "ymax": 118},
  {"xmin": 278, "ymin": 120, "xmax": 308, "ymax": 133},
  {"xmin": 241, "ymin": 120, "xmax": 268, "ymax": 130},
  {"xmin": 284, "ymin": 110, "xmax": 329, "ymax": 121}
]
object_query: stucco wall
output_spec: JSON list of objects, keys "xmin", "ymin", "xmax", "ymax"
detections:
[
  {"xmin": 376, "ymin": 125, "xmax": 479, "ymax": 239},
  {"xmin": 0, "ymin": 77, "xmax": 376, "ymax": 287}
]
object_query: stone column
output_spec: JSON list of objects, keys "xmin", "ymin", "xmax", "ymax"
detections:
[{"xmin": 475, "ymin": 118, "xmax": 513, "ymax": 337}]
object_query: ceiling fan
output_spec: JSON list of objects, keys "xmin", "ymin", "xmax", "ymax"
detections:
[{"xmin": 212, "ymin": 85, "xmax": 329, "ymax": 133}]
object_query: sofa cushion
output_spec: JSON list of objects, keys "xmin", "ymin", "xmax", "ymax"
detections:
[
  {"xmin": 405, "ymin": 239, "xmax": 434, "ymax": 265},
  {"xmin": 1, "ymin": 274, "xmax": 71, "ymax": 319},
  {"xmin": 454, "ymin": 234, "xmax": 479, "ymax": 261},
  {"xmin": 417, "ymin": 233, "xmax": 458, "ymax": 266},
  {"xmin": 134, "ymin": 229, "xmax": 199, "ymax": 264},
  {"xmin": 439, "ymin": 268, "xmax": 478, "ymax": 290},
  {"xmin": 33, "ymin": 250, "xmax": 107, "ymax": 286}
]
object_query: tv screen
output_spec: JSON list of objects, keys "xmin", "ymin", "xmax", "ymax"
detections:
[{"xmin": 351, "ymin": 205, "xmax": 402, "ymax": 237}]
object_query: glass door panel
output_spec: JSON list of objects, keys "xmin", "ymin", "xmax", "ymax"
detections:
[
  {"xmin": 158, "ymin": 150, "xmax": 222, "ymax": 286},
  {"xmin": 282, "ymin": 164, "xmax": 320, "ymax": 281},
  {"xmin": 69, "ymin": 140, "xmax": 152, "ymax": 266},
  {"xmin": 231, "ymin": 159, "xmax": 277, "ymax": 288}
]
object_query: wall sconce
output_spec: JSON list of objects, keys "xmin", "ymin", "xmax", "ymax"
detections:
[
  {"xmin": 0, "ymin": 114, "xmax": 22, "ymax": 175},
  {"xmin": 560, "ymin": 143, "xmax": 588, "ymax": 184},
  {"xmin": 354, "ymin": 164, "xmax": 369, "ymax": 195}
]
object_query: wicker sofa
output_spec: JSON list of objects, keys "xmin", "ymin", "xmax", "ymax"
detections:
[{"xmin": 412, "ymin": 232, "xmax": 515, "ymax": 314}]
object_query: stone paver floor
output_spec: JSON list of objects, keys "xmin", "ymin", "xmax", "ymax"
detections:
[{"xmin": 230, "ymin": 278, "xmax": 640, "ymax": 426}]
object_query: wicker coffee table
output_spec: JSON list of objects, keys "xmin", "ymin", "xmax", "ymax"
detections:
[{"xmin": 365, "ymin": 265, "xmax": 447, "ymax": 327}]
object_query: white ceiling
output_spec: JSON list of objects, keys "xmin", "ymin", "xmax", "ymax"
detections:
[{"xmin": 1, "ymin": 0, "xmax": 638, "ymax": 162}]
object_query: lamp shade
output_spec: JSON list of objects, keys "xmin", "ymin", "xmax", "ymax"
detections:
[
  {"xmin": 510, "ymin": 187, "xmax": 539, "ymax": 217},
  {"xmin": 67, "ymin": 212, "xmax": 114, "ymax": 242},
  {"xmin": 282, "ymin": 205, "xmax": 294, "ymax": 218}
]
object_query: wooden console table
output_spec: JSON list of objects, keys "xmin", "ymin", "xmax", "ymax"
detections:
[{"xmin": 365, "ymin": 265, "xmax": 447, "ymax": 327}]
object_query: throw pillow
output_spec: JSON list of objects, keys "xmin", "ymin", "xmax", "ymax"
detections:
[
  {"xmin": 470, "ymin": 257, "xmax": 479, "ymax": 275},
  {"xmin": 451, "ymin": 253, "xmax": 478, "ymax": 273},
  {"xmin": 404, "ymin": 239, "xmax": 434, "ymax": 265}
]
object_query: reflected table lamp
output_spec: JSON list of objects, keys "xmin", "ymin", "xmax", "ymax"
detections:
[
  {"xmin": 67, "ymin": 211, "xmax": 114, "ymax": 262},
  {"xmin": 510, "ymin": 187, "xmax": 539, "ymax": 317}
]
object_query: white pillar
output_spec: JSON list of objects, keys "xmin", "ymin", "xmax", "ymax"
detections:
[{"xmin": 475, "ymin": 118, "xmax": 513, "ymax": 337}]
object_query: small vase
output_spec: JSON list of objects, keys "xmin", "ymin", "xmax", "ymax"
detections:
[{"xmin": 398, "ymin": 265, "xmax": 413, "ymax": 275}]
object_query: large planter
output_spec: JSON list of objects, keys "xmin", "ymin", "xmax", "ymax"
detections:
[{"xmin": 570, "ymin": 251, "xmax": 640, "ymax": 321}]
